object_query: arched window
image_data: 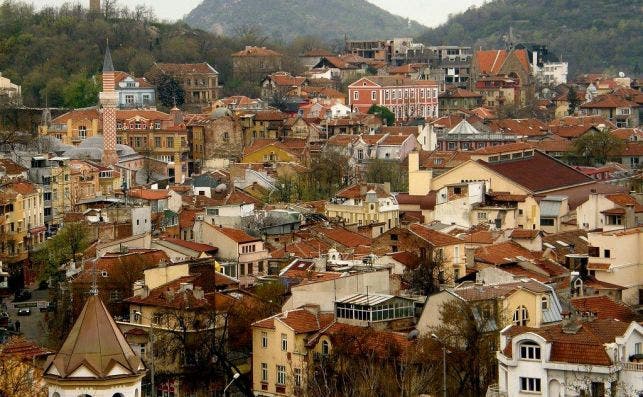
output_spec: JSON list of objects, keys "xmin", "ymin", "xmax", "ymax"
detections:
[
  {"xmin": 513, "ymin": 305, "xmax": 529, "ymax": 326},
  {"xmin": 52, "ymin": 393, "xmax": 61, "ymax": 397},
  {"xmin": 112, "ymin": 394, "xmax": 125, "ymax": 397},
  {"xmin": 321, "ymin": 340, "xmax": 329, "ymax": 356},
  {"xmin": 519, "ymin": 341, "xmax": 541, "ymax": 360},
  {"xmin": 78, "ymin": 394, "xmax": 93, "ymax": 397}
]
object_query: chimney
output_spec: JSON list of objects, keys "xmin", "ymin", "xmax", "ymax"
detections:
[{"xmin": 408, "ymin": 151, "xmax": 420, "ymax": 173}]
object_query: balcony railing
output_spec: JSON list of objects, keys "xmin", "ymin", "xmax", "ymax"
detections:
[
  {"xmin": 486, "ymin": 384, "xmax": 508, "ymax": 397},
  {"xmin": 621, "ymin": 362, "xmax": 643, "ymax": 371}
]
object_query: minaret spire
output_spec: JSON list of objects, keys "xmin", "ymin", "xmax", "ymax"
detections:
[{"xmin": 100, "ymin": 39, "xmax": 119, "ymax": 167}]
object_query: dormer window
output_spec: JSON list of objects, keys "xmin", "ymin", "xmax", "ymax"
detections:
[
  {"xmin": 520, "ymin": 341, "xmax": 541, "ymax": 360},
  {"xmin": 513, "ymin": 305, "xmax": 529, "ymax": 326},
  {"xmin": 541, "ymin": 296, "xmax": 549, "ymax": 310}
]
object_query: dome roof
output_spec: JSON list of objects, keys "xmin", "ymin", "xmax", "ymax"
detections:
[
  {"xmin": 62, "ymin": 135, "xmax": 136, "ymax": 160},
  {"xmin": 209, "ymin": 107, "xmax": 232, "ymax": 119}
]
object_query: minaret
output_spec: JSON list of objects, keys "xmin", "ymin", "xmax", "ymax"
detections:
[{"xmin": 100, "ymin": 42, "xmax": 120, "ymax": 167}]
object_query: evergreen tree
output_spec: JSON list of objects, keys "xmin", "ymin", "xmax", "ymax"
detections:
[{"xmin": 567, "ymin": 86, "xmax": 581, "ymax": 116}]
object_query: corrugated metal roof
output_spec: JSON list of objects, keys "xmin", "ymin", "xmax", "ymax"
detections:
[
  {"xmin": 542, "ymin": 286, "xmax": 563, "ymax": 324},
  {"xmin": 336, "ymin": 293, "xmax": 396, "ymax": 306}
]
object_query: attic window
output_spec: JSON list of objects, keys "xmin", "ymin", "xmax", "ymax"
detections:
[{"xmin": 541, "ymin": 296, "xmax": 549, "ymax": 310}]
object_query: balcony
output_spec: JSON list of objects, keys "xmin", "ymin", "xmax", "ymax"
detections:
[
  {"xmin": 621, "ymin": 362, "xmax": 643, "ymax": 371},
  {"xmin": 486, "ymin": 384, "xmax": 508, "ymax": 397}
]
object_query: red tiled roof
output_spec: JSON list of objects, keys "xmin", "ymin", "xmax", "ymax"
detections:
[
  {"xmin": 51, "ymin": 108, "xmax": 100, "ymax": 124},
  {"xmin": 215, "ymin": 226, "xmax": 260, "ymax": 244},
  {"xmin": 2, "ymin": 179, "xmax": 38, "ymax": 195},
  {"xmin": 179, "ymin": 209, "xmax": 198, "ymax": 229},
  {"xmin": 474, "ymin": 241, "xmax": 538, "ymax": 265},
  {"xmin": 550, "ymin": 124, "xmax": 598, "ymax": 139},
  {"xmin": 267, "ymin": 72, "xmax": 306, "ymax": 87},
  {"xmin": 474, "ymin": 49, "xmax": 530, "ymax": 75},
  {"xmin": 0, "ymin": 337, "xmax": 53, "ymax": 361},
  {"xmin": 253, "ymin": 110, "xmax": 288, "ymax": 122},
  {"xmin": 510, "ymin": 229, "xmax": 541, "ymax": 239},
  {"xmin": 232, "ymin": 46, "xmax": 282, "ymax": 57},
  {"xmin": 480, "ymin": 151, "xmax": 592, "ymax": 193},
  {"xmin": 472, "ymin": 142, "xmax": 534, "ymax": 155},
  {"xmin": 116, "ymin": 109, "xmax": 172, "ymax": 121},
  {"xmin": 461, "ymin": 230, "xmax": 495, "ymax": 245},
  {"xmin": 390, "ymin": 251, "xmax": 419, "ymax": 269},
  {"xmin": 440, "ymin": 87, "xmax": 482, "ymax": 99},
  {"xmin": 0, "ymin": 158, "xmax": 27, "ymax": 175},
  {"xmin": 315, "ymin": 226, "xmax": 372, "ymax": 248},
  {"xmin": 570, "ymin": 296, "xmax": 636, "ymax": 322},
  {"xmin": 581, "ymin": 94, "xmax": 638, "ymax": 109},
  {"xmin": 532, "ymin": 139, "xmax": 573, "ymax": 153},
  {"xmin": 326, "ymin": 134, "xmax": 359, "ymax": 146},
  {"xmin": 127, "ymin": 188, "xmax": 169, "ymax": 200},
  {"xmin": 73, "ymin": 249, "xmax": 170, "ymax": 283},
  {"xmin": 605, "ymin": 193, "xmax": 643, "ymax": 212},
  {"xmin": 271, "ymin": 239, "xmax": 331, "ymax": 259},
  {"xmin": 380, "ymin": 133, "xmax": 413, "ymax": 146},
  {"xmin": 154, "ymin": 62, "xmax": 218, "ymax": 75},
  {"xmin": 621, "ymin": 142, "xmax": 643, "ymax": 156},
  {"xmin": 253, "ymin": 308, "xmax": 334, "ymax": 334},
  {"xmin": 502, "ymin": 319, "xmax": 631, "ymax": 366},
  {"xmin": 488, "ymin": 119, "xmax": 548, "ymax": 137},
  {"xmin": 409, "ymin": 224, "xmax": 463, "ymax": 247},
  {"xmin": 161, "ymin": 237, "xmax": 218, "ymax": 253},
  {"xmin": 113, "ymin": 71, "xmax": 153, "ymax": 88},
  {"xmin": 124, "ymin": 276, "xmax": 211, "ymax": 309},
  {"xmin": 335, "ymin": 183, "xmax": 390, "ymax": 199}
]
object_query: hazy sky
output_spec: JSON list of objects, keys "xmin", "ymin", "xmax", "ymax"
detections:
[{"xmin": 31, "ymin": 0, "xmax": 486, "ymax": 27}]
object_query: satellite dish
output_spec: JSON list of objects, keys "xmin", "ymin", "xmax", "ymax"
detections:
[{"xmin": 619, "ymin": 72, "xmax": 625, "ymax": 78}]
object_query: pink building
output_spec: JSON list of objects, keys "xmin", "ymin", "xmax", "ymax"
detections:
[{"xmin": 348, "ymin": 76, "xmax": 439, "ymax": 121}]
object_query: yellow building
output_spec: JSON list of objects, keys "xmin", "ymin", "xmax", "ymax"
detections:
[
  {"xmin": 241, "ymin": 139, "xmax": 299, "ymax": 164},
  {"xmin": 0, "ymin": 179, "xmax": 45, "ymax": 264},
  {"xmin": 417, "ymin": 278, "xmax": 563, "ymax": 333},
  {"xmin": 39, "ymin": 108, "xmax": 101, "ymax": 145},
  {"xmin": 252, "ymin": 306, "xmax": 334, "ymax": 396},
  {"xmin": 325, "ymin": 183, "xmax": 399, "ymax": 236}
]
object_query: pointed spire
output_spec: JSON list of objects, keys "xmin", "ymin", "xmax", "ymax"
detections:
[{"xmin": 103, "ymin": 39, "xmax": 114, "ymax": 72}]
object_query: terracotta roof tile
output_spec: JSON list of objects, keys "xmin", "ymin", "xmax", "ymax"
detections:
[
  {"xmin": 215, "ymin": 226, "xmax": 260, "ymax": 244},
  {"xmin": 127, "ymin": 188, "xmax": 169, "ymax": 200},
  {"xmin": 232, "ymin": 46, "xmax": 282, "ymax": 57},
  {"xmin": 409, "ymin": 224, "xmax": 463, "ymax": 247},
  {"xmin": 160, "ymin": 237, "xmax": 218, "ymax": 253},
  {"xmin": 510, "ymin": 229, "xmax": 541, "ymax": 239},
  {"xmin": 475, "ymin": 241, "xmax": 538, "ymax": 265},
  {"xmin": 454, "ymin": 278, "xmax": 550, "ymax": 301},
  {"xmin": 0, "ymin": 158, "xmax": 27, "ymax": 175},
  {"xmin": 581, "ymin": 94, "xmax": 638, "ymax": 109},
  {"xmin": 253, "ymin": 308, "xmax": 334, "ymax": 334},
  {"xmin": 154, "ymin": 62, "xmax": 218, "ymax": 75},
  {"xmin": 570, "ymin": 296, "xmax": 636, "ymax": 322},
  {"xmin": 314, "ymin": 226, "xmax": 372, "ymax": 248}
]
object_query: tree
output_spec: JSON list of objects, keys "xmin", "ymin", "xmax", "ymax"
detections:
[
  {"xmin": 368, "ymin": 104, "xmax": 395, "ymax": 126},
  {"xmin": 62, "ymin": 73, "xmax": 100, "ymax": 108},
  {"xmin": 404, "ymin": 249, "xmax": 447, "ymax": 296},
  {"xmin": 567, "ymin": 85, "xmax": 581, "ymax": 115},
  {"xmin": 428, "ymin": 298, "xmax": 502, "ymax": 397},
  {"xmin": 365, "ymin": 159, "xmax": 408, "ymax": 192},
  {"xmin": 33, "ymin": 222, "xmax": 90, "ymax": 282},
  {"xmin": 0, "ymin": 337, "xmax": 48, "ymax": 397},
  {"xmin": 572, "ymin": 129, "xmax": 626, "ymax": 165},
  {"xmin": 156, "ymin": 74, "xmax": 185, "ymax": 108}
]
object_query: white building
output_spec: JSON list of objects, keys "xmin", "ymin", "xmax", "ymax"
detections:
[
  {"xmin": 495, "ymin": 319, "xmax": 643, "ymax": 397},
  {"xmin": 535, "ymin": 62, "xmax": 568, "ymax": 86}
]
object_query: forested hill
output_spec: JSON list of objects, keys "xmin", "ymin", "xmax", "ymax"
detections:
[
  {"xmin": 416, "ymin": 0, "xmax": 642, "ymax": 76},
  {"xmin": 184, "ymin": 0, "xmax": 426, "ymax": 42},
  {"xmin": 0, "ymin": 2, "xmax": 275, "ymax": 107}
]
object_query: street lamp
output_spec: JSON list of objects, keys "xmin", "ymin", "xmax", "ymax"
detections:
[
  {"xmin": 431, "ymin": 333, "xmax": 447, "ymax": 397},
  {"xmin": 134, "ymin": 310, "xmax": 156, "ymax": 397},
  {"xmin": 223, "ymin": 371, "xmax": 240, "ymax": 394}
]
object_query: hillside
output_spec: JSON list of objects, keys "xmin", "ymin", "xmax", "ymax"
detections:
[
  {"xmin": 0, "ymin": 2, "xmax": 281, "ymax": 107},
  {"xmin": 417, "ymin": 0, "xmax": 642, "ymax": 77},
  {"xmin": 184, "ymin": 0, "xmax": 426, "ymax": 42}
]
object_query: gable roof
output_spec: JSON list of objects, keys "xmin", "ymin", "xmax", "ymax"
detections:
[
  {"xmin": 314, "ymin": 226, "xmax": 372, "ymax": 248},
  {"xmin": 160, "ymin": 237, "xmax": 218, "ymax": 253},
  {"xmin": 45, "ymin": 295, "xmax": 145, "ymax": 379},
  {"xmin": 214, "ymin": 226, "xmax": 261, "ymax": 244},
  {"xmin": 474, "ymin": 49, "xmax": 530, "ymax": 75},
  {"xmin": 479, "ymin": 151, "xmax": 593, "ymax": 193},
  {"xmin": 252, "ymin": 308, "xmax": 334, "ymax": 334},
  {"xmin": 453, "ymin": 278, "xmax": 550, "ymax": 301},
  {"xmin": 153, "ymin": 62, "xmax": 219, "ymax": 75},
  {"xmin": 474, "ymin": 241, "xmax": 538, "ymax": 266},
  {"xmin": 570, "ymin": 296, "xmax": 637, "ymax": 322},
  {"xmin": 409, "ymin": 224, "xmax": 463, "ymax": 247},
  {"xmin": 232, "ymin": 46, "xmax": 282, "ymax": 57},
  {"xmin": 0, "ymin": 158, "xmax": 27, "ymax": 175}
]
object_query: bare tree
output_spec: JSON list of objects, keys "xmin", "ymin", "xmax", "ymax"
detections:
[{"xmin": 0, "ymin": 337, "xmax": 48, "ymax": 397}]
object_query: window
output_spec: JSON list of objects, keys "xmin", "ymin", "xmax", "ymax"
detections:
[
  {"xmin": 154, "ymin": 121, "xmax": 161, "ymax": 129},
  {"xmin": 258, "ymin": 261, "xmax": 264, "ymax": 273},
  {"xmin": 353, "ymin": 91, "xmax": 359, "ymax": 100},
  {"xmin": 261, "ymin": 331, "xmax": 268, "ymax": 348},
  {"xmin": 321, "ymin": 340, "xmax": 329, "ymax": 356},
  {"xmin": 588, "ymin": 246, "xmax": 599, "ymax": 257},
  {"xmin": 294, "ymin": 368, "xmax": 302, "ymax": 387},
  {"xmin": 390, "ymin": 234, "xmax": 398, "ymax": 241},
  {"xmin": 541, "ymin": 296, "xmax": 549, "ymax": 310},
  {"xmin": 223, "ymin": 132, "xmax": 229, "ymax": 142},
  {"xmin": 513, "ymin": 305, "xmax": 529, "ymax": 326},
  {"xmin": 604, "ymin": 249, "xmax": 611, "ymax": 258},
  {"xmin": 520, "ymin": 342, "xmax": 541, "ymax": 360},
  {"xmin": 520, "ymin": 377, "xmax": 541, "ymax": 392},
  {"xmin": 281, "ymin": 333, "xmax": 288, "ymax": 351},
  {"xmin": 78, "ymin": 125, "xmax": 87, "ymax": 140},
  {"xmin": 606, "ymin": 215, "xmax": 622, "ymax": 225},
  {"xmin": 166, "ymin": 137, "xmax": 174, "ymax": 148},
  {"xmin": 540, "ymin": 218, "xmax": 555, "ymax": 226},
  {"xmin": 154, "ymin": 137, "xmax": 161, "ymax": 147},
  {"xmin": 477, "ymin": 212, "xmax": 487, "ymax": 220},
  {"xmin": 277, "ymin": 365, "xmax": 286, "ymax": 385},
  {"xmin": 125, "ymin": 94, "xmax": 135, "ymax": 104},
  {"xmin": 371, "ymin": 91, "xmax": 376, "ymax": 101},
  {"xmin": 447, "ymin": 142, "xmax": 456, "ymax": 150},
  {"xmin": 261, "ymin": 363, "xmax": 268, "ymax": 382}
]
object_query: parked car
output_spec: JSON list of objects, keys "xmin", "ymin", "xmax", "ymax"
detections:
[
  {"xmin": 39, "ymin": 302, "xmax": 55, "ymax": 312},
  {"xmin": 14, "ymin": 289, "xmax": 32, "ymax": 302},
  {"xmin": 17, "ymin": 308, "xmax": 31, "ymax": 316}
]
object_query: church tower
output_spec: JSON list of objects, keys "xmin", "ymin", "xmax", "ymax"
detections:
[
  {"xmin": 89, "ymin": 0, "xmax": 100, "ymax": 13},
  {"xmin": 43, "ymin": 293, "xmax": 146, "ymax": 397},
  {"xmin": 100, "ymin": 43, "xmax": 120, "ymax": 167}
]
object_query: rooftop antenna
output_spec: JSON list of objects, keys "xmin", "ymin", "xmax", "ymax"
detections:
[{"xmin": 89, "ymin": 258, "xmax": 98, "ymax": 296}]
